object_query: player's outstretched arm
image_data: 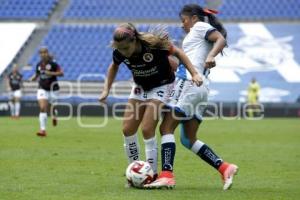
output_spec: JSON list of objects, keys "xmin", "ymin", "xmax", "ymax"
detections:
[{"xmin": 99, "ymin": 62, "xmax": 119, "ymax": 103}]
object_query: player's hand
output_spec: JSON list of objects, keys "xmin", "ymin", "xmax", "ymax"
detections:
[
  {"xmin": 205, "ymin": 55, "xmax": 216, "ymax": 69},
  {"xmin": 191, "ymin": 73, "xmax": 203, "ymax": 87},
  {"xmin": 99, "ymin": 90, "xmax": 109, "ymax": 104}
]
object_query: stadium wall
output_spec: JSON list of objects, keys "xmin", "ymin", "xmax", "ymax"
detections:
[{"xmin": 0, "ymin": 100, "xmax": 300, "ymax": 118}]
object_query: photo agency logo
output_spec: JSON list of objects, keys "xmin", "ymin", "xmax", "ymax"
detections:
[{"xmin": 53, "ymin": 73, "xmax": 265, "ymax": 128}]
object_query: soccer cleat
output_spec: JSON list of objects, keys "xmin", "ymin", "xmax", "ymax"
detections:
[
  {"xmin": 144, "ymin": 171, "xmax": 175, "ymax": 189},
  {"xmin": 37, "ymin": 130, "xmax": 47, "ymax": 137},
  {"xmin": 220, "ymin": 163, "xmax": 239, "ymax": 190},
  {"xmin": 52, "ymin": 118, "xmax": 57, "ymax": 127}
]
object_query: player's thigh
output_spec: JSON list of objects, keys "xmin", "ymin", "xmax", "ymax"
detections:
[
  {"xmin": 38, "ymin": 99, "xmax": 48, "ymax": 111},
  {"xmin": 13, "ymin": 90, "xmax": 22, "ymax": 101},
  {"xmin": 122, "ymin": 98, "xmax": 146, "ymax": 136},
  {"xmin": 37, "ymin": 89, "xmax": 49, "ymax": 111},
  {"xmin": 49, "ymin": 91, "xmax": 59, "ymax": 104},
  {"xmin": 140, "ymin": 99, "xmax": 164, "ymax": 139},
  {"xmin": 177, "ymin": 84, "xmax": 208, "ymax": 119}
]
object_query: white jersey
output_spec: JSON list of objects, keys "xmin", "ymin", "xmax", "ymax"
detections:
[{"xmin": 176, "ymin": 22, "xmax": 216, "ymax": 80}]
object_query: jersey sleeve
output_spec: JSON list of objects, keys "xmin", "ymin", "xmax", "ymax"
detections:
[
  {"xmin": 112, "ymin": 49, "xmax": 125, "ymax": 65},
  {"xmin": 194, "ymin": 22, "xmax": 216, "ymax": 41}
]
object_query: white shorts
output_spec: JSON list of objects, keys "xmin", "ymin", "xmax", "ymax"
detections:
[
  {"xmin": 129, "ymin": 82, "xmax": 175, "ymax": 104},
  {"xmin": 10, "ymin": 90, "xmax": 22, "ymax": 99},
  {"xmin": 168, "ymin": 78, "xmax": 208, "ymax": 121},
  {"xmin": 37, "ymin": 89, "xmax": 59, "ymax": 104}
]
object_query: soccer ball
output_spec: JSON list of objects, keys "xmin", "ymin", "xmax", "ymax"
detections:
[{"xmin": 125, "ymin": 161, "xmax": 154, "ymax": 188}]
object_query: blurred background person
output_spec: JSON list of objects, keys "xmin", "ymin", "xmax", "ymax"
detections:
[
  {"xmin": 247, "ymin": 78, "xmax": 261, "ymax": 118},
  {"xmin": 29, "ymin": 47, "xmax": 63, "ymax": 137},
  {"xmin": 6, "ymin": 64, "xmax": 23, "ymax": 119}
]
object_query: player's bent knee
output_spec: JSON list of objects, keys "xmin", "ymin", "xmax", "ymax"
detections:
[{"xmin": 141, "ymin": 126, "xmax": 155, "ymax": 138}]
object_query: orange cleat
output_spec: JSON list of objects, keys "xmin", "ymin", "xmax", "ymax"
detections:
[
  {"xmin": 219, "ymin": 162, "xmax": 239, "ymax": 190},
  {"xmin": 144, "ymin": 171, "xmax": 175, "ymax": 189}
]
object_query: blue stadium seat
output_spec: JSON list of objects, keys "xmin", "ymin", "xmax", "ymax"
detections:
[
  {"xmin": 23, "ymin": 24, "xmax": 183, "ymax": 81},
  {"xmin": 0, "ymin": 0, "xmax": 58, "ymax": 20},
  {"xmin": 61, "ymin": 0, "xmax": 300, "ymax": 21}
]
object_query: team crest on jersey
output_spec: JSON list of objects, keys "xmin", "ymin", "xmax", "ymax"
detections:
[
  {"xmin": 46, "ymin": 64, "xmax": 51, "ymax": 70},
  {"xmin": 143, "ymin": 53, "xmax": 153, "ymax": 62}
]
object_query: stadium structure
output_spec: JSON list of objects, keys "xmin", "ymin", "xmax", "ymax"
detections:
[{"xmin": 0, "ymin": 0, "xmax": 300, "ymax": 117}]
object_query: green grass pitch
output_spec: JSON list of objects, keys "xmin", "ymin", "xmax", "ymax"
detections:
[{"xmin": 1, "ymin": 117, "xmax": 300, "ymax": 200}]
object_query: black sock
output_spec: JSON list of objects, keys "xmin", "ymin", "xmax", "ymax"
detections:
[
  {"xmin": 161, "ymin": 142, "xmax": 176, "ymax": 172},
  {"xmin": 197, "ymin": 144, "xmax": 223, "ymax": 170}
]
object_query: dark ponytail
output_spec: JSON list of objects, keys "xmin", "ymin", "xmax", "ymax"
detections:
[
  {"xmin": 180, "ymin": 4, "xmax": 227, "ymax": 39},
  {"xmin": 206, "ymin": 13, "xmax": 227, "ymax": 39}
]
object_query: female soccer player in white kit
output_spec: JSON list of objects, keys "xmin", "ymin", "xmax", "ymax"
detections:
[{"xmin": 145, "ymin": 4, "xmax": 238, "ymax": 190}]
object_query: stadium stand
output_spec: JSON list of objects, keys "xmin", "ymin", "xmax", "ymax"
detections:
[
  {"xmin": 0, "ymin": 0, "xmax": 300, "ymax": 106},
  {"xmin": 0, "ymin": 0, "xmax": 58, "ymax": 20},
  {"xmin": 63, "ymin": 0, "xmax": 300, "ymax": 21},
  {"xmin": 22, "ymin": 24, "xmax": 183, "ymax": 82},
  {"xmin": 20, "ymin": 23, "xmax": 300, "ymax": 103}
]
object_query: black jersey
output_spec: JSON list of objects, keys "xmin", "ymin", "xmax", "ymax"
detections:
[
  {"xmin": 113, "ymin": 45, "xmax": 175, "ymax": 91},
  {"xmin": 36, "ymin": 60, "xmax": 61, "ymax": 91},
  {"xmin": 8, "ymin": 72, "xmax": 22, "ymax": 91}
]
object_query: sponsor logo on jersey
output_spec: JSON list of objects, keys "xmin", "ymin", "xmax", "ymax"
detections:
[{"xmin": 143, "ymin": 53, "xmax": 153, "ymax": 62}]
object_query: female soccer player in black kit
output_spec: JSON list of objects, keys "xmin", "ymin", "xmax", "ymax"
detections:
[
  {"xmin": 30, "ymin": 47, "xmax": 63, "ymax": 137},
  {"xmin": 99, "ymin": 23, "xmax": 202, "ymax": 186},
  {"xmin": 7, "ymin": 64, "xmax": 23, "ymax": 118}
]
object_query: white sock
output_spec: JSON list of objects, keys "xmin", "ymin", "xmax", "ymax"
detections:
[
  {"xmin": 15, "ymin": 102, "xmax": 20, "ymax": 116},
  {"xmin": 124, "ymin": 133, "xmax": 140, "ymax": 163},
  {"xmin": 144, "ymin": 136, "xmax": 158, "ymax": 174},
  {"xmin": 191, "ymin": 140, "xmax": 205, "ymax": 154},
  {"xmin": 161, "ymin": 134, "xmax": 176, "ymax": 144},
  {"xmin": 9, "ymin": 102, "xmax": 15, "ymax": 116},
  {"xmin": 39, "ymin": 112, "xmax": 47, "ymax": 131}
]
